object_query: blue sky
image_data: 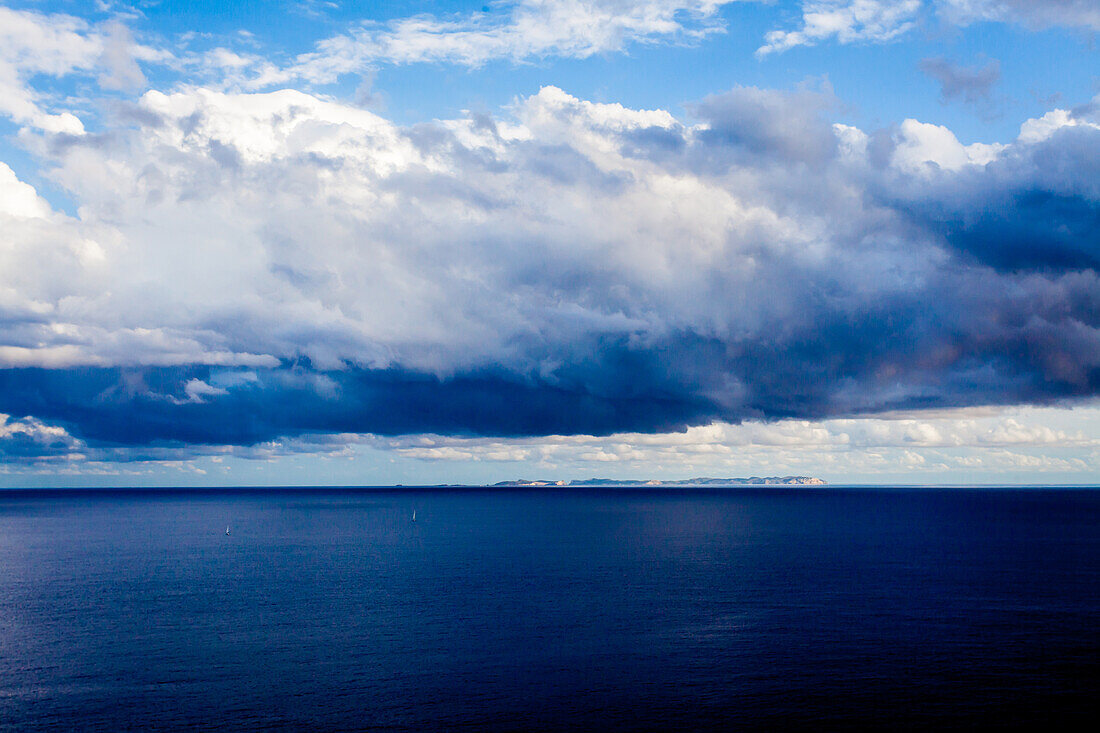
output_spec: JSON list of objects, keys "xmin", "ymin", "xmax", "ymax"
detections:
[{"xmin": 0, "ymin": 0, "xmax": 1098, "ymax": 486}]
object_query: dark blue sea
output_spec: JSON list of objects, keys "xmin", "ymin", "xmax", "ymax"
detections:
[{"xmin": 0, "ymin": 487, "xmax": 1096, "ymax": 731}]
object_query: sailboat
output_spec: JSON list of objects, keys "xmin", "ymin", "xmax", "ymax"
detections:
[
  {"xmin": 412, "ymin": 510, "xmax": 416, "ymax": 523},
  {"xmin": 225, "ymin": 525, "xmax": 231, "ymax": 536}
]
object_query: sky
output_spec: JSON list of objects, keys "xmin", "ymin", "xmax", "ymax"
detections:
[{"xmin": 0, "ymin": 0, "xmax": 1098, "ymax": 487}]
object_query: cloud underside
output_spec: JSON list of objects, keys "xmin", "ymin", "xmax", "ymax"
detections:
[{"xmin": 0, "ymin": 82, "xmax": 1098, "ymax": 454}]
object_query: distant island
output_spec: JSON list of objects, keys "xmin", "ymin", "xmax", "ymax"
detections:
[{"xmin": 491, "ymin": 476, "xmax": 827, "ymax": 487}]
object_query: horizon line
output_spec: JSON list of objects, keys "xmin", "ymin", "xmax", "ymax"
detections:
[{"xmin": 2, "ymin": 483, "xmax": 1099, "ymax": 492}]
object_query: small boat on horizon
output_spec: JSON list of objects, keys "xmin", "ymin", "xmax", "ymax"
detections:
[{"xmin": 411, "ymin": 510, "xmax": 416, "ymax": 522}]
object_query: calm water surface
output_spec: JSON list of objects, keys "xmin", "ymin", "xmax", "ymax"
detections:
[{"xmin": 0, "ymin": 487, "xmax": 1097, "ymax": 730}]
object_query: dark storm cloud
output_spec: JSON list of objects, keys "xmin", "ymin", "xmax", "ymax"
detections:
[
  {"xmin": 1, "ymin": 85, "xmax": 1098, "ymax": 457},
  {"xmin": 0, "ymin": 359, "xmax": 713, "ymax": 447},
  {"xmin": 890, "ymin": 125, "xmax": 1100, "ymax": 272},
  {"xmin": 2, "ymin": 262, "xmax": 1097, "ymax": 453}
]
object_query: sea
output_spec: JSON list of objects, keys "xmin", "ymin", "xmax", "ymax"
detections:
[{"xmin": 0, "ymin": 486, "xmax": 1096, "ymax": 731}]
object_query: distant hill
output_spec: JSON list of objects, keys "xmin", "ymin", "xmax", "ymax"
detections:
[{"xmin": 491, "ymin": 476, "xmax": 826, "ymax": 487}]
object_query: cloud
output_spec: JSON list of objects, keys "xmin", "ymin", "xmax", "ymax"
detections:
[
  {"xmin": 0, "ymin": 83, "xmax": 1098, "ymax": 456},
  {"xmin": 759, "ymin": 1, "xmax": 1100, "ymax": 56},
  {"xmin": 3, "ymin": 402, "xmax": 1096, "ymax": 480},
  {"xmin": 889, "ymin": 118, "xmax": 1003, "ymax": 173},
  {"xmin": 270, "ymin": 1, "xmax": 738, "ymax": 84},
  {"xmin": 0, "ymin": 413, "xmax": 83, "ymax": 463},
  {"xmin": 892, "ymin": 115, "xmax": 1100, "ymax": 272},
  {"xmin": 690, "ymin": 81, "xmax": 840, "ymax": 164},
  {"xmin": 182, "ymin": 378, "xmax": 228, "ymax": 404},
  {"xmin": 0, "ymin": 8, "xmax": 164, "ymax": 134},
  {"xmin": 97, "ymin": 20, "xmax": 147, "ymax": 92},
  {"xmin": 171, "ymin": 1, "xmax": 1097, "ymax": 81},
  {"xmin": 757, "ymin": 0, "xmax": 922, "ymax": 56},
  {"xmin": 937, "ymin": 0, "xmax": 1100, "ymax": 31},
  {"xmin": 0, "ymin": 6, "xmax": 98, "ymax": 133},
  {"xmin": 0, "ymin": 162, "xmax": 52, "ymax": 218},
  {"xmin": 360, "ymin": 403, "xmax": 1100, "ymax": 476},
  {"xmin": 919, "ymin": 56, "xmax": 1001, "ymax": 112}
]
